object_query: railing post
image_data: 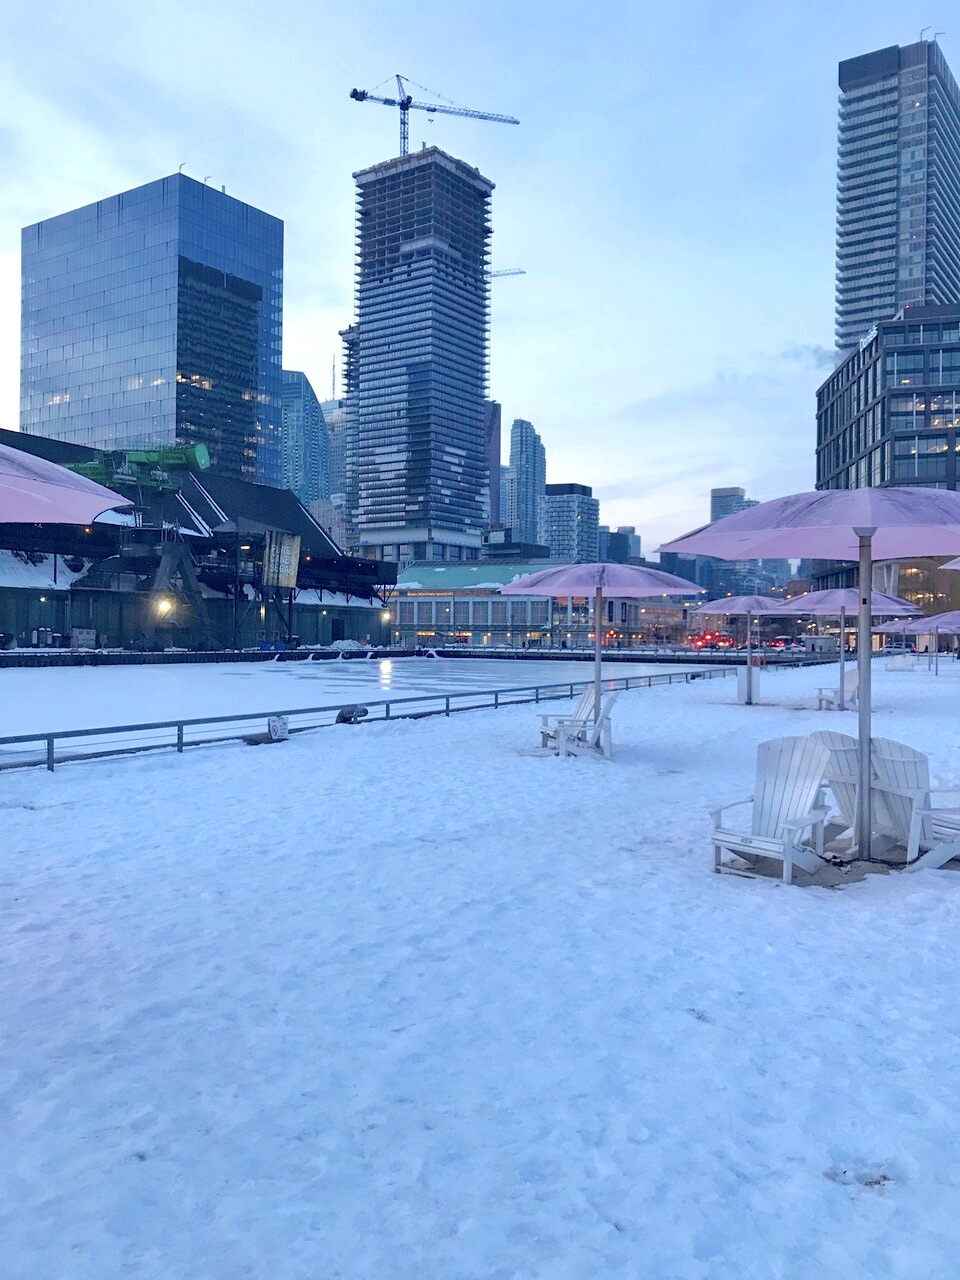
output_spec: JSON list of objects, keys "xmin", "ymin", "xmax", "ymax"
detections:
[
  {"xmin": 177, "ymin": 724, "xmax": 184, "ymax": 753},
  {"xmin": 385, "ymin": 703, "xmax": 391, "ymax": 720},
  {"xmin": 445, "ymin": 696, "xmax": 450, "ymax": 717},
  {"xmin": 46, "ymin": 736, "xmax": 55, "ymax": 771},
  {"xmin": 494, "ymin": 692, "xmax": 499, "ymax": 708}
]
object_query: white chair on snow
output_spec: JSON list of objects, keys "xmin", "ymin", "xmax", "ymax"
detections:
[
  {"xmin": 809, "ymin": 729, "xmax": 860, "ymax": 845},
  {"xmin": 556, "ymin": 692, "xmax": 620, "ymax": 759},
  {"xmin": 885, "ymin": 653, "xmax": 916, "ymax": 672},
  {"xmin": 710, "ymin": 736, "xmax": 830, "ymax": 883},
  {"xmin": 539, "ymin": 686, "xmax": 596, "ymax": 750},
  {"xmin": 817, "ymin": 668, "xmax": 859, "ymax": 711},
  {"xmin": 870, "ymin": 737, "xmax": 960, "ymax": 867}
]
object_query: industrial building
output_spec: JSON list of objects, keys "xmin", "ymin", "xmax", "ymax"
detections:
[{"xmin": 0, "ymin": 429, "xmax": 391, "ymax": 652}]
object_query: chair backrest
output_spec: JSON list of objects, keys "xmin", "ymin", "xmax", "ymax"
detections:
[
  {"xmin": 844, "ymin": 669, "xmax": 859, "ymax": 699},
  {"xmin": 570, "ymin": 687, "xmax": 596, "ymax": 722},
  {"xmin": 751, "ymin": 736, "xmax": 831, "ymax": 840},
  {"xmin": 598, "ymin": 691, "xmax": 619, "ymax": 720},
  {"xmin": 870, "ymin": 736, "xmax": 930, "ymax": 842},
  {"xmin": 809, "ymin": 729, "xmax": 860, "ymax": 829}
]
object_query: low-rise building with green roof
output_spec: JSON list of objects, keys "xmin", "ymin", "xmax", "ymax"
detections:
[{"xmin": 387, "ymin": 561, "xmax": 689, "ymax": 649}]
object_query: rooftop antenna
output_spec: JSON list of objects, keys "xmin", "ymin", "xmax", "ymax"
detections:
[
  {"xmin": 178, "ymin": 162, "xmax": 186, "ymax": 172},
  {"xmin": 920, "ymin": 25, "xmax": 932, "ymax": 40},
  {"xmin": 350, "ymin": 74, "xmax": 518, "ymax": 157},
  {"xmin": 203, "ymin": 175, "xmax": 212, "ymax": 184}
]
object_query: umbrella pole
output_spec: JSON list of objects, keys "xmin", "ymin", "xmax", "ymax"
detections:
[
  {"xmin": 838, "ymin": 606, "xmax": 846, "ymax": 711},
  {"xmin": 746, "ymin": 612, "xmax": 753, "ymax": 705},
  {"xmin": 855, "ymin": 529, "xmax": 875, "ymax": 857},
  {"xmin": 594, "ymin": 586, "xmax": 602, "ymax": 722},
  {"xmin": 936, "ymin": 627, "xmax": 940, "ymax": 676}
]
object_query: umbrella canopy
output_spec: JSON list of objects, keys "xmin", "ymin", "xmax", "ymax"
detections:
[
  {"xmin": 694, "ymin": 595, "xmax": 783, "ymax": 705},
  {"xmin": 903, "ymin": 610, "xmax": 960, "ymax": 634},
  {"xmin": 0, "ymin": 444, "xmax": 129, "ymax": 525},
  {"xmin": 873, "ymin": 618, "xmax": 918, "ymax": 633},
  {"xmin": 501, "ymin": 562, "xmax": 702, "ymax": 720},
  {"xmin": 694, "ymin": 594, "xmax": 784, "ymax": 615},
  {"xmin": 660, "ymin": 487, "xmax": 960, "ymax": 857},
  {"xmin": 660, "ymin": 487, "xmax": 960, "ymax": 562},
  {"xmin": 774, "ymin": 589, "xmax": 921, "ymax": 616},
  {"xmin": 499, "ymin": 562, "xmax": 701, "ymax": 599}
]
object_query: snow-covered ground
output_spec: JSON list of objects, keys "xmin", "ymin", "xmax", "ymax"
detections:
[{"xmin": 3, "ymin": 658, "xmax": 960, "ymax": 1278}]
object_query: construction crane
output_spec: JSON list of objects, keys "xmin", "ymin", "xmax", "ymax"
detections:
[
  {"xmin": 350, "ymin": 74, "xmax": 519, "ymax": 157},
  {"xmin": 488, "ymin": 269, "xmax": 526, "ymax": 279}
]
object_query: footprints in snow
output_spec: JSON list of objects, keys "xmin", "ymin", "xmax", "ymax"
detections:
[{"xmin": 824, "ymin": 1164, "xmax": 896, "ymax": 1191}]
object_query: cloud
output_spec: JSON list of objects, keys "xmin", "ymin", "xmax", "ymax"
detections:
[{"xmin": 586, "ymin": 342, "xmax": 833, "ymax": 550}]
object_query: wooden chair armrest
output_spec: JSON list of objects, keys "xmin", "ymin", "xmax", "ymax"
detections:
[
  {"xmin": 708, "ymin": 796, "xmax": 754, "ymax": 823},
  {"xmin": 781, "ymin": 806, "xmax": 829, "ymax": 833}
]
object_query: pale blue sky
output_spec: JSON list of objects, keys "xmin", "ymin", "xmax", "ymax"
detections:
[{"xmin": 0, "ymin": 0, "xmax": 951, "ymax": 546}]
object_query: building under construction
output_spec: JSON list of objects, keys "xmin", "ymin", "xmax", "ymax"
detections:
[
  {"xmin": 0, "ymin": 429, "xmax": 394, "ymax": 652},
  {"xmin": 349, "ymin": 147, "xmax": 494, "ymax": 567}
]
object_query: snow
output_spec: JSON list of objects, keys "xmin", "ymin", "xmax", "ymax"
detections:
[
  {"xmin": 0, "ymin": 550, "xmax": 86, "ymax": 591},
  {"xmin": 3, "ymin": 659, "xmax": 960, "ymax": 1277}
]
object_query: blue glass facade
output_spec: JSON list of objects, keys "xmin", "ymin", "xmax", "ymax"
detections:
[
  {"xmin": 817, "ymin": 304, "xmax": 960, "ymax": 490},
  {"xmin": 281, "ymin": 370, "xmax": 329, "ymax": 505},
  {"xmin": 21, "ymin": 174, "xmax": 283, "ymax": 485}
]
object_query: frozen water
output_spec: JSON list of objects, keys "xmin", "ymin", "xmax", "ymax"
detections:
[{"xmin": 0, "ymin": 656, "xmax": 708, "ymax": 736}]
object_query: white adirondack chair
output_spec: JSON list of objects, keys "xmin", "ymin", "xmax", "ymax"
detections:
[
  {"xmin": 556, "ymin": 692, "xmax": 620, "ymax": 759},
  {"xmin": 870, "ymin": 737, "xmax": 960, "ymax": 865},
  {"xmin": 885, "ymin": 653, "xmax": 916, "ymax": 672},
  {"xmin": 809, "ymin": 729, "xmax": 860, "ymax": 844},
  {"xmin": 709, "ymin": 736, "xmax": 830, "ymax": 883},
  {"xmin": 817, "ymin": 668, "xmax": 859, "ymax": 711},
  {"xmin": 539, "ymin": 686, "xmax": 596, "ymax": 750}
]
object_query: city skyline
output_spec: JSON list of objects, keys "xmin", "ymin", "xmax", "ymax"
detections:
[{"xmin": 0, "ymin": 0, "xmax": 953, "ymax": 548}]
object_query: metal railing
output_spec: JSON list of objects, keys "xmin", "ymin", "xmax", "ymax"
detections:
[{"xmin": 0, "ymin": 666, "xmax": 734, "ymax": 774}]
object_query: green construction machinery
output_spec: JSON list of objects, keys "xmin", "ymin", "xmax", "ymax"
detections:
[{"xmin": 64, "ymin": 443, "xmax": 210, "ymax": 492}]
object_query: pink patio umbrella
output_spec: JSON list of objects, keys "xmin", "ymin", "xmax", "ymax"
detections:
[
  {"xmin": 774, "ymin": 588, "xmax": 921, "ymax": 709},
  {"xmin": 500, "ymin": 563, "xmax": 702, "ymax": 720},
  {"xmin": 903, "ymin": 610, "xmax": 960, "ymax": 675},
  {"xmin": 660, "ymin": 487, "xmax": 960, "ymax": 855},
  {"xmin": 0, "ymin": 444, "xmax": 129, "ymax": 525},
  {"xmin": 694, "ymin": 595, "xmax": 785, "ymax": 705}
]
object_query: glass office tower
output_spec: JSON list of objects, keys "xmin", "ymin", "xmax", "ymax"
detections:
[
  {"xmin": 351, "ymin": 148, "xmax": 493, "ymax": 565},
  {"xmin": 21, "ymin": 173, "xmax": 283, "ymax": 484},
  {"xmin": 281, "ymin": 370, "xmax": 329, "ymax": 505},
  {"xmin": 817, "ymin": 303, "xmax": 960, "ymax": 490},
  {"xmin": 508, "ymin": 418, "xmax": 546, "ymax": 544},
  {"xmin": 836, "ymin": 40, "xmax": 960, "ymax": 353}
]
